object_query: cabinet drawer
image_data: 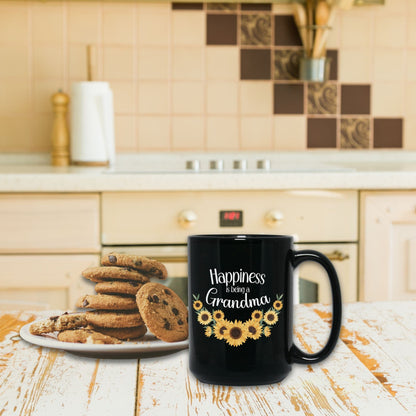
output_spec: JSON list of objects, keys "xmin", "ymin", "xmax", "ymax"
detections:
[
  {"xmin": 102, "ymin": 190, "xmax": 358, "ymax": 244},
  {"xmin": 0, "ymin": 194, "xmax": 100, "ymax": 253},
  {"xmin": 0, "ymin": 254, "xmax": 98, "ymax": 309}
]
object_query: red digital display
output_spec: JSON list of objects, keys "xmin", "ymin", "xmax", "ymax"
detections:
[{"xmin": 220, "ymin": 210, "xmax": 243, "ymax": 227}]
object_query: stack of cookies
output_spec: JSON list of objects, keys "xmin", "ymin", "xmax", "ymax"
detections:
[
  {"xmin": 76, "ymin": 253, "xmax": 168, "ymax": 341},
  {"xmin": 30, "ymin": 253, "xmax": 189, "ymax": 344}
]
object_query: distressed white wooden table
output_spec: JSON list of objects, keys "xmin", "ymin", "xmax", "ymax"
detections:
[{"xmin": 1, "ymin": 301, "xmax": 415, "ymax": 416}]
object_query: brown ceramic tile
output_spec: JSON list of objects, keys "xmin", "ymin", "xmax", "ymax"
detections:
[
  {"xmin": 274, "ymin": 83, "xmax": 304, "ymax": 114},
  {"xmin": 341, "ymin": 118, "xmax": 370, "ymax": 149},
  {"xmin": 241, "ymin": 49, "xmax": 271, "ymax": 80},
  {"xmin": 241, "ymin": 3, "xmax": 272, "ymax": 11},
  {"xmin": 274, "ymin": 15, "xmax": 302, "ymax": 46},
  {"xmin": 172, "ymin": 3, "xmax": 203, "ymax": 10},
  {"xmin": 241, "ymin": 14, "xmax": 271, "ymax": 46},
  {"xmin": 273, "ymin": 50, "xmax": 301, "ymax": 80},
  {"xmin": 207, "ymin": 3, "xmax": 238, "ymax": 11},
  {"xmin": 207, "ymin": 14, "xmax": 237, "ymax": 45},
  {"xmin": 308, "ymin": 83, "xmax": 337, "ymax": 115},
  {"xmin": 341, "ymin": 84, "xmax": 371, "ymax": 115},
  {"xmin": 327, "ymin": 50, "xmax": 338, "ymax": 81},
  {"xmin": 373, "ymin": 118, "xmax": 403, "ymax": 148},
  {"xmin": 307, "ymin": 118, "xmax": 337, "ymax": 148}
]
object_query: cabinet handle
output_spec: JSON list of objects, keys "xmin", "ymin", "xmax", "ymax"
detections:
[{"xmin": 323, "ymin": 250, "xmax": 350, "ymax": 262}]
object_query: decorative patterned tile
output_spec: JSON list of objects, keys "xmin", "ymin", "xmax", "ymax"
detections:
[
  {"xmin": 207, "ymin": 14, "xmax": 237, "ymax": 45},
  {"xmin": 373, "ymin": 118, "xmax": 403, "ymax": 148},
  {"xmin": 341, "ymin": 84, "xmax": 371, "ymax": 115},
  {"xmin": 274, "ymin": 83, "xmax": 304, "ymax": 114},
  {"xmin": 340, "ymin": 118, "xmax": 370, "ymax": 149},
  {"xmin": 307, "ymin": 118, "xmax": 337, "ymax": 148},
  {"xmin": 172, "ymin": 3, "xmax": 203, "ymax": 10},
  {"xmin": 207, "ymin": 3, "xmax": 238, "ymax": 11},
  {"xmin": 274, "ymin": 15, "xmax": 302, "ymax": 46},
  {"xmin": 241, "ymin": 3, "xmax": 272, "ymax": 11},
  {"xmin": 273, "ymin": 49, "xmax": 302, "ymax": 80},
  {"xmin": 241, "ymin": 14, "xmax": 271, "ymax": 46},
  {"xmin": 308, "ymin": 83, "xmax": 337, "ymax": 115},
  {"xmin": 241, "ymin": 49, "xmax": 271, "ymax": 80}
]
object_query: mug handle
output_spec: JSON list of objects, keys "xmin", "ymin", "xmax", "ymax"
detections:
[{"xmin": 290, "ymin": 249, "xmax": 342, "ymax": 364}]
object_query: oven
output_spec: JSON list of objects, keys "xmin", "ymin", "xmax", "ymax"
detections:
[{"xmin": 101, "ymin": 189, "xmax": 358, "ymax": 305}]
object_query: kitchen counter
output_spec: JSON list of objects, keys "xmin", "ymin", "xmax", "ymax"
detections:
[
  {"xmin": 1, "ymin": 301, "xmax": 415, "ymax": 415},
  {"xmin": 1, "ymin": 151, "xmax": 416, "ymax": 192}
]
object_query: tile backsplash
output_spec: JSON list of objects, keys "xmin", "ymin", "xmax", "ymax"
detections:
[{"xmin": 0, "ymin": 0, "xmax": 414, "ymax": 153}]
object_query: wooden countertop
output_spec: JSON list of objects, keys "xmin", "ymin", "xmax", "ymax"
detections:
[{"xmin": 1, "ymin": 301, "xmax": 415, "ymax": 415}]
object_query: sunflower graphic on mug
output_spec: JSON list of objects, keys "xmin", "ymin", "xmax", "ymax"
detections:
[{"xmin": 192, "ymin": 293, "xmax": 283, "ymax": 347}]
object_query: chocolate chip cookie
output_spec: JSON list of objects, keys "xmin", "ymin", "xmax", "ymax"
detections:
[
  {"xmin": 102, "ymin": 253, "xmax": 167, "ymax": 280},
  {"xmin": 86, "ymin": 311, "xmax": 144, "ymax": 328},
  {"xmin": 30, "ymin": 312, "xmax": 87, "ymax": 335},
  {"xmin": 57, "ymin": 329, "xmax": 121, "ymax": 344},
  {"xmin": 95, "ymin": 281, "xmax": 144, "ymax": 297},
  {"xmin": 136, "ymin": 283, "xmax": 188, "ymax": 342},
  {"xmin": 76, "ymin": 294, "xmax": 138, "ymax": 311},
  {"xmin": 82, "ymin": 266, "xmax": 150, "ymax": 283},
  {"xmin": 88, "ymin": 325, "xmax": 147, "ymax": 340}
]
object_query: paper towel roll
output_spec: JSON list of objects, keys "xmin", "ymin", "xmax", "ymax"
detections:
[{"xmin": 70, "ymin": 82, "xmax": 115, "ymax": 166}]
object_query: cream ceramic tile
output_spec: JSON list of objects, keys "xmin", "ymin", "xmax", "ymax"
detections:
[
  {"xmin": 206, "ymin": 81, "xmax": 238, "ymax": 115},
  {"xmin": 410, "ymin": 0, "xmax": 416, "ymax": 16},
  {"xmin": 340, "ymin": 15, "xmax": 372, "ymax": 48},
  {"xmin": 406, "ymin": 50, "xmax": 416, "ymax": 82},
  {"xmin": 240, "ymin": 116, "xmax": 273, "ymax": 150},
  {"xmin": 0, "ymin": 80, "xmax": 30, "ymax": 115},
  {"xmin": 103, "ymin": 46, "xmax": 134, "ymax": 81},
  {"xmin": 405, "ymin": 83, "xmax": 416, "ymax": 116},
  {"xmin": 138, "ymin": 81, "xmax": 169, "ymax": 115},
  {"xmin": 274, "ymin": 115, "xmax": 307, "ymax": 150},
  {"xmin": 33, "ymin": 45, "xmax": 64, "ymax": 80},
  {"xmin": 172, "ymin": 81, "xmax": 204, "ymax": 114},
  {"xmin": 137, "ymin": 116, "xmax": 170, "ymax": 151},
  {"xmin": 114, "ymin": 115, "xmax": 137, "ymax": 151},
  {"xmin": 326, "ymin": 14, "xmax": 341, "ymax": 49},
  {"xmin": 339, "ymin": 49, "xmax": 372, "ymax": 83},
  {"xmin": 0, "ymin": 45, "xmax": 29, "ymax": 78},
  {"xmin": 172, "ymin": 47, "xmax": 204, "ymax": 81},
  {"xmin": 138, "ymin": 47, "xmax": 170, "ymax": 80},
  {"xmin": 0, "ymin": 117, "xmax": 32, "ymax": 152},
  {"xmin": 375, "ymin": 0, "xmax": 407, "ymax": 16},
  {"xmin": 206, "ymin": 116, "xmax": 239, "ymax": 150},
  {"xmin": 408, "ymin": 20, "xmax": 416, "ymax": 48},
  {"xmin": 102, "ymin": 4, "xmax": 135, "ymax": 45},
  {"xmin": 272, "ymin": 4, "xmax": 295, "ymax": 15},
  {"xmin": 373, "ymin": 48, "xmax": 406, "ymax": 82},
  {"xmin": 172, "ymin": 12, "xmax": 205, "ymax": 46},
  {"xmin": 137, "ymin": 3, "xmax": 170, "ymax": 14},
  {"xmin": 374, "ymin": 16, "xmax": 406, "ymax": 48},
  {"xmin": 404, "ymin": 118, "xmax": 416, "ymax": 150},
  {"xmin": 33, "ymin": 114, "xmax": 53, "ymax": 152},
  {"xmin": 240, "ymin": 81, "xmax": 273, "ymax": 115},
  {"xmin": 111, "ymin": 81, "xmax": 135, "ymax": 114},
  {"xmin": 67, "ymin": 2, "xmax": 100, "ymax": 44},
  {"xmin": 0, "ymin": 4, "xmax": 29, "ymax": 45},
  {"xmin": 34, "ymin": 79, "xmax": 64, "ymax": 113},
  {"xmin": 206, "ymin": 47, "xmax": 239, "ymax": 81},
  {"xmin": 137, "ymin": 12, "xmax": 170, "ymax": 46},
  {"xmin": 32, "ymin": 3, "xmax": 64, "ymax": 44},
  {"xmin": 68, "ymin": 45, "xmax": 91, "ymax": 80},
  {"xmin": 372, "ymin": 82, "xmax": 404, "ymax": 117},
  {"xmin": 172, "ymin": 116, "xmax": 204, "ymax": 150}
]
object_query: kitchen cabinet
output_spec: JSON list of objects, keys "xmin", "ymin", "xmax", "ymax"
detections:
[
  {"xmin": 360, "ymin": 191, "xmax": 416, "ymax": 301},
  {"xmin": 0, "ymin": 193, "xmax": 100, "ymax": 309}
]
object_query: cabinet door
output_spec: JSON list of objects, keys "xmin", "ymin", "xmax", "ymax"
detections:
[
  {"xmin": 361, "ymin": 192, "xmax": 416, "ymax": 301},
  {"xmin": 0, "ymin": 255, "xmax": 98, "ymax": 310},
  {"xmin": 0, "ymin": 194, "xmax": 100, "ymax": 253}
]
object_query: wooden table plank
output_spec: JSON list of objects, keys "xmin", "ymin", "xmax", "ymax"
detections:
[
  {"xmin": 137, "ymin": 304, "xmax": 409, "ymax": 416},
  {"xmin": 0, "ymin": 311, "xmax": 138, "ymax": 416},
  {"xmin": 311, "ymin": 301, "xmax": 416, "ymax": 414}
]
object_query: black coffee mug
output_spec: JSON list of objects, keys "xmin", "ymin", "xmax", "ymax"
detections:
[{"xmin": 188, "ymin": 234, "xmax": 342, "ymax": 386}]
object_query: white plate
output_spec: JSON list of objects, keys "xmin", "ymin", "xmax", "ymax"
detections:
[{"xmin": 20, "ymin": 322, "xmax": 188, "ymax": 357}]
